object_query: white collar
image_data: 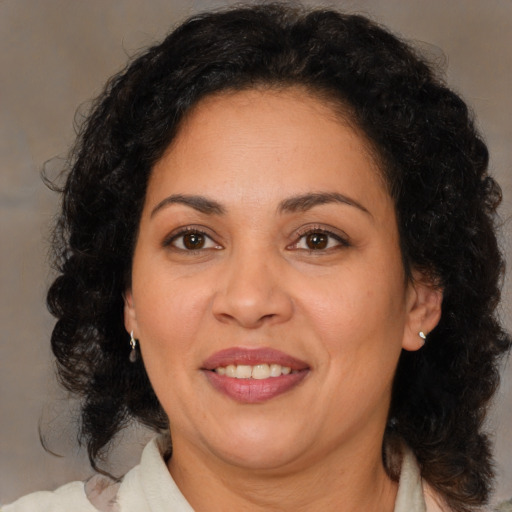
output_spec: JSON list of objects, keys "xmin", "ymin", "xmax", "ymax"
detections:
[{"xmin": 99, "ymin": 436, "xmax": 444, "ymax": 511}]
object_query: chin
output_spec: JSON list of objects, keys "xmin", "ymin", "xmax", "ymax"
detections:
[
  {"xmin": 203, "ymin": 421, "xmax": 311, "ymax": 471},
  {"xmin": 215, "ymin": 443, "xmax": 304, "ymax": 472}
]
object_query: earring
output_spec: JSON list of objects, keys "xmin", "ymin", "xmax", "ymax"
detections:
[
  {"xmin": 129, "ymin": 331, "xmax": 138, "ymax": 363},
  {"xmin": 419, "ymin": 331, "xmax": 427, "ymax": 345}
]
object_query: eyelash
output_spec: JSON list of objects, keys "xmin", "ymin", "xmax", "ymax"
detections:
[
  {"xmin": 163, "ymin": 227, "xmax": 221, "ymax": 253},
  {"xmin": 290, "ymin": 227, "xmax": 350, "ymax": 252},
  {"xmin": 162, "ymin": 226, "xmax": 350, "ymax": 253}
]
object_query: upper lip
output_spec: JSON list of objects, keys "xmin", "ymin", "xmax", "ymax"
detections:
[{"xmin": 202, "ymin": 347, "xmax": 309, "ymax": 371}]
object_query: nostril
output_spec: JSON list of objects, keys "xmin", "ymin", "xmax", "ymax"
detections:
[{"xmin": 211, "ymin": 268, "xmax": 294, "ymax": 328}]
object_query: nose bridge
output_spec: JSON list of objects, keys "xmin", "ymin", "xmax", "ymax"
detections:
[{"xmin": 212, "ymin": 242, "xmax": 292, "ymax": 328}]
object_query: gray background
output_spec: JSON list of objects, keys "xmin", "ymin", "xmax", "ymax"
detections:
[{"xmin": 1, "ymin": 0, "xmax": 511, "ymax": 505}]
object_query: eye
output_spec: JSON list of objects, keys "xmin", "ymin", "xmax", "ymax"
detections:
[
  {"xmin": 166, "ymin": 229, "xmax": 221, "ymax": 251},
  {"xmin": 290, "ymin": 228, "xmax": 349, "ymax": 251}
]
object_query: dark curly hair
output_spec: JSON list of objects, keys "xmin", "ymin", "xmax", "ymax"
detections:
[{"xmin": 47, "ymin": 3, "xmax": 510, "ymax": 511}]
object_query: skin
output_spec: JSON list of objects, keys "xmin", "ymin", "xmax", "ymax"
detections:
[{"xmin": 124, "ymin": 87, "xmax": 442, "ymax": 511}]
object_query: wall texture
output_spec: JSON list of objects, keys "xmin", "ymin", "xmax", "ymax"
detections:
[{"xmin": 1, "ymin": 0, "xmax": 510, "ymax": 505}]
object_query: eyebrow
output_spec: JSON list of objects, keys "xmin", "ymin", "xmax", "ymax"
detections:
[
  {"xmin": 278, "ymin": 192, "xmax": 371, "ymax": 216},
  {"xmin": 150, "ymin": 194, "xmax": 225, "ymax": 217},
  {"xmin": 150, "ymin": 191, "xmax": 371, "ymax": 218}
]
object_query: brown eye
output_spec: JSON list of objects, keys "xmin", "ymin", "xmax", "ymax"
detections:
[
  {"xmin": 305, "ymin": 232, "xmax": 328, "ymax": 250},
  {"xmin": 291, "ymin": 228, "xmax": 349, "ymax": 252},
  {"xmin": 182, "ymin": 232, "xmax": 205, "ymax": 250},
  {"xmin": 167, "ymin": 229, "xmax": 221, "ymax": 251}
]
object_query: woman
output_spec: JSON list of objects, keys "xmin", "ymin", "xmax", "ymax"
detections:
[{"xmin": 5, "ymin": 3, "xmax": 510, "ymax": 511}]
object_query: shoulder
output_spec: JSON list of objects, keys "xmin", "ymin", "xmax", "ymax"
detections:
[
  {"xmin": 395, "ymin": 445, "xmax": 452, "ymax": 512},
  {"xmin": 2, "ymin": 481, "xmax": 98, "ymax": 512},
  {"xmin": 402, "ymin": 446, "xmax": 508, "ymax": 512},
  {"xmin": 3, "ymin": 470, "xmax": 125, "ymax": 512},
  {"xmin": 495, "ymin": 500, "xmax": 512, "ymax": 512},
  {"xmin": 2, "ymin": 435, "xmax": 191, "ymax": 512},
  {"xmin": 423, "ymin": 483, "xmax": 451, "ymax": 512}
]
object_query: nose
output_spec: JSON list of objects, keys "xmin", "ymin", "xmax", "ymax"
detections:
[{"xmin": 211, "ymin": 248, "xmax": 294, "ymax": 329}]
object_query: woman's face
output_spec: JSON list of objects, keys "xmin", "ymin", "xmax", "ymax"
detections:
[{"xmin": 125, "ymin": 88, "xmax": 438, "ymax": 472}]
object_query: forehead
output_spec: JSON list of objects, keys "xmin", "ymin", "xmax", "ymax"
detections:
[
  {"xmin": 147, "ymin": 87, "xmax": 389, "ymax": 214},
  {"xmin": 169, "ymin": 86, "xmax": 377, "ymax": 163}
]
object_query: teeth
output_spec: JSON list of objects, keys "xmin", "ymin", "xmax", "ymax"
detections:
[
  {"xmin": 214, "ymin": 363, "xmax": 294, "ymax": 379},
  {"xmin": 252, "ymin": 364, "xmax": 270, "ymax": 380},
  {"xmin": 269, "ymin": 364, "xmax": 281, "ymax": 377},
  {"xmin": 235, "ymin": 365, "xmax": 252, "ymax": 379}
]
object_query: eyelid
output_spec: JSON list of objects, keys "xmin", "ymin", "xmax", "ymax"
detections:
[
  {"xmin": 162, "ymin": 225, "xmax": 223, "ymax": 250},
  {"xmin": 288, "ymin": 225, "xmax": 351, "ymax": 251}
]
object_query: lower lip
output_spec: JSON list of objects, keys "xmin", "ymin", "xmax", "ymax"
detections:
[{"xmin": 203, "ymin": 370, "xmax": 309, "ymax": 403}]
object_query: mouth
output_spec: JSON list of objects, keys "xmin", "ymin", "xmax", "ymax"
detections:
[
  {"xmin": 213, "ymin": 363, "xmax": 297, "ymax": 379},
  {"xmin": 201, "ymin": 347, "xmax": 310, "ymax": 403}
]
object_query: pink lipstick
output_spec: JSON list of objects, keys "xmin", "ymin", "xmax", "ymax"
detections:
[{"xmin": 202, "ymin": 347, "xmax": 309, "ymax": 403}]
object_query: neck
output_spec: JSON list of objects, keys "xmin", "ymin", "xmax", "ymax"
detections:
[{"xmin": 167, "ymin": 434, "xmax": 398, "ymax": 512}]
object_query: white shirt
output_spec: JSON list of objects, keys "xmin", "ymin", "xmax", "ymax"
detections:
[{"xmin": 3, "ymin": 436, "xmax": 447, "ymax": 512}]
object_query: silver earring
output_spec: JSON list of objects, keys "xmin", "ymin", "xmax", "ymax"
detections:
[
  {"xmin": 419, "ymin": 331, "xmax": 427, "ymax": 344},
  {"xmin": 129, "ymin": 331, "xmax": 138, "ymax": 363}
]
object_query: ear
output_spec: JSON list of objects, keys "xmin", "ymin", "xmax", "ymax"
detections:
[
  {"xmin": 402, "ymin": 270, "xmax": 443, "ymax": 351},
  {"xmin": 123, "ymin": 289, "xmax": 138, "ymax": 337}
]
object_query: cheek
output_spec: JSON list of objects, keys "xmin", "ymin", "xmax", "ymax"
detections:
[
  {"xmin": 132, "ymin": 279, "xmax": 213, "ymax": 418},
  {"xmin": 304, "ymin": 273, "xmax": 406, "ymax": 340},
  {"xmin": 298, "ymin": 263, "xmax": 408, "ymax": 395},
  {"xmin": 132, "ymin": 271, "xmax": 212, "ymax": 364}
]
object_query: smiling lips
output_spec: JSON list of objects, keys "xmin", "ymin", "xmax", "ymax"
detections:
[{"xmin": 202, "ymin": 347, "xmax": 310, "ymax": 403}]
